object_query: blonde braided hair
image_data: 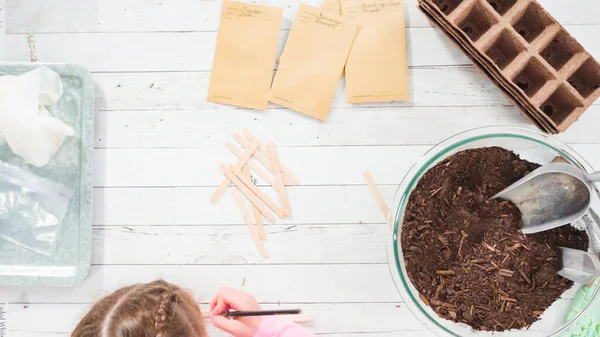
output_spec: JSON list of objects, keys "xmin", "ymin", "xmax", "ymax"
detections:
[{"xmin": 72, "ymin": 280, "xmax": 206, "ymax": 337}]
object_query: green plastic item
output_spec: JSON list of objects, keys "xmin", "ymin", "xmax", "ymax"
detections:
[{"xmin": 559, "ymin": 279, "xmax": 600, "ymax": 337}]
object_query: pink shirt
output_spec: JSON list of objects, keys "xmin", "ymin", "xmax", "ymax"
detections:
[{"xmin": 254, "ymin": 317, "xmax": 315, "ymax": 337}]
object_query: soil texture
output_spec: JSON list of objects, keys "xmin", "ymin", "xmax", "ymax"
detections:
[{"xmin": 401, "ymin": 147, "xmax": 589, "ymax": 331}]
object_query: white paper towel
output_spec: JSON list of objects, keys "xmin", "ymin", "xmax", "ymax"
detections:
[{"xmin": 0, "ymin": 67, "xmax": 75, "ymax": 167}]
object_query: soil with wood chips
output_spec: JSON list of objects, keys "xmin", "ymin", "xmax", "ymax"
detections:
[{"xmin": 401, "ymin": 147, "xmax": 588, "ymax": 331}]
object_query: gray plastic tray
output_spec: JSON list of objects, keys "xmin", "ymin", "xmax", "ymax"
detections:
[{"xmin": 0, "ymin": 63, "xmax": 94, "ymax": 287}]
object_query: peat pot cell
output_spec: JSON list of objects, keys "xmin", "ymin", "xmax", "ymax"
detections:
[
  {"xmin": 512, "ymin": 3, "xmax": 553, "ymax": 43},
  {"xmin": 432, "ymin": 0, "xmax": 462, "ymax": 15},
  {"xmin": 485, "ymin": 29, "xmax": 525, "ymax": 70},
  {"xmin": 567, "ymin": 59, "xmax": 600, "ymax": 99},
  {"xmin": 512, "ymin": 58, "xmax": 554, "ymax": 98},
  {"xmin": 540, "ymin": 86, "xmax": 581, "ymax": 124},
  {"xmin": 541, "ymin": 30, "xmax": 584, "ymax": 71},
  {"xmin": 457, "ymin": 1, "xmax": 497, "ymax": 42},
  {"xmin": 487, "ymin": 0, "xmax": 517, "ymax": 16}
]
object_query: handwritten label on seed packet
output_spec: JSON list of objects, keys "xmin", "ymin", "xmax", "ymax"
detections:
[
  {"xmin": 269, "ymin": 4, "xmax": 357, "ymax": 120},
  {"xmin": 344, "ymin": 0, "xmax": 403, "ymax": 14},
  {"xmin": 342, "ymin": 0, "xmax": 409, "ymax": 103},
  {"xmin": 207, "ymin": 1, "xmax": 283, "ymax": 110}
]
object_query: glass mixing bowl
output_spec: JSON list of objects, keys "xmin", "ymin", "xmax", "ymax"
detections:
[{"xmin": 387, "ymin": 126, "xmax": 600, "ymax": 337}]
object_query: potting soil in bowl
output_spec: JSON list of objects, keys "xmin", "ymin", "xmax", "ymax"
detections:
[{"xmin": 401, "ymin": 147, "xmax": 589, "ymax": 331}]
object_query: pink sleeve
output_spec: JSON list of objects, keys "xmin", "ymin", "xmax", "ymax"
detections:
[{"xmin": 253, "ymin": 317, "xmax": 315, "ymax": 337}]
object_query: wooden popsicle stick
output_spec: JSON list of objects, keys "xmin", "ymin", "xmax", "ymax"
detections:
[
  {"xmin": 285, "ymin": 314, "xmax": 312, "ymax": 323},
  {"xmin": 267, "ymin": 142, "xmax": 291, "ymax": 217},
  {"xmin": 233, "ymin": 133, "xmax": 292, "ymax": 187},
  {"xmin": 231, "ymin": 188, "xmax": 268, "ymax": 258},
  {"xmin": 244, "ymin": 166, "xmax": 267, "ymax": 240},
  {"xmin": 363, "ymin": 171, "xmax": 392, "ymax": 229},
  {"xmin": 210, "ymin": 140, "xmax": 260, "ymax": 203},
  {"xmin": 253, "ymin": 203, "xmax": 267, "ymax": 240},
  {"xmin": 234, "ymin": 139, "xmax": 261, "ymax": 170},
  {"xmin": 211, "ymin": 179, "xmax": 231, "ymax": 204},
  {"xmin": 227, "ymin": 142, "xmax": 277, "ymax": 187},
  {"xmin": 234, "ymin": 132, "xmax": 299, "ymax": 186},
  {"xmin": 230, "ymin": 165, "xmax": 287, "ymax": 219},
  {"xmin": 220, "ymin": 165, "xmax": 275, "ymax": 222},
  {"xmin": 243, "ymin": 129, "xmax": 299, "ymax": 184}
]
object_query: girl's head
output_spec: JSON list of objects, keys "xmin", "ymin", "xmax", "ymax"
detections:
[{"xmin": 72, "ymin": 280, "xmax": 207, "ymax": 337}]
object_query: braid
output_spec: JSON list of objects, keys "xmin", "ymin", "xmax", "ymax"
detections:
[
  {"xmin": 154, "ymin": 290, "xmax": 174, "ymax": 333},
  {"xmin": 72, "ymin": 280, "xmax": 206, "ymax": 337}
]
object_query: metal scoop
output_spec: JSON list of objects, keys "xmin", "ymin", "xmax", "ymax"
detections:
[
  {"xmin": 558, "ymin": 247, "xmax": 600, "ymax": 284},
  {"xmin": 493, "ymin": 162, "xmax": 600, "ymax": 234}
]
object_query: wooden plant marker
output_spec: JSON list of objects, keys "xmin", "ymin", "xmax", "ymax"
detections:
[
  {"xmin": 219, "ymin": 165, "xmax": 275, "ymax": 222},
  {"xmin": 234, "ymin": 132, "xmax": 293, "ymax": 187},
  {"xmin": 227, "ymin": 141, "xmax": 277, "ymax": 187},
  {"xmin": 243, "ymin": 166, "xmax": 267, "ymax": 240},
  {"xmin": 267, "ymin": 142, "xmax": 291, "ymax": 217},
  {"xmin": 231, "ymin": 188, "xmax": 268, "ymax": 257},
  {"xmin": 363, "ymin": 171, "xmax": 392, "ymax": 229},
  {"xmin": 285, "ymin": 314, "xmax": 312, "ymax": 323},
  {"xmin": 235, "ymin": 131, "xmax": 299, "ymax": 186},
  {"xmin": 244, "ymin": 129, "xmax": 300, "ymax": 184},
  {"xmin": 229, "ymin": 165, "xmax": 287, "ymax": 218},
  {"xmin": 211, "ymin": 139, "xmax": 260, "ymax": 203}
]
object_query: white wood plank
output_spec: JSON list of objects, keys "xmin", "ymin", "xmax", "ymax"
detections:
[
  {"xmin": 91, "ymin": 224, "xmax": 387, "ymax": 265},
  {"xmin": 6, "ymin": 0, "xmax": 98, "ymax": 33},
  {"xmin": 5, "ymin": 28, "xmax": 464, "ymax": 71},
  {"xmin": 93, "ymin": 67, "xmax": 510, "ymax": 110},
  {"xmin": 91, "ymin": 67, "xmax": 600, "ymax": 112},
  {"xmin": 0, "ymin": 265, "xmax": 400, "ymax": 303},
  {"xmin": 6, "ymin": 299, "xmax": 573, "ymax": 335},
  {"xmin": 94, "ymin": 107, "xmax": 600, "ymax": 149},
  {"xmin": 0, "ymin": 299, "xmax": 570, "ymax": 337},
  {"xmin": 6, "ymin": 0, "xmax": 600, "ymax": 32},
  {"xmin": 96, "ymin": 156, "xmax": 600, "ymax": 225},
  {"xmin": 93, "ymin": 146, "xmax": 429, "ymax": 187},
  {"xmin": 174, "ymin": 185, "xmax": 396, "ymax": 226},
  {"xmin": 8, "ymin": 25, "xmax": 600, "ymax": 71},
  {"xmin": 4, "ymin": 293, "xmax": 581, "ymax": 335},
  {"xmin": 92, "ymin": 145, "xmax": 600, "ymax": 188},
  {"xmin": 93, "ymin": 187, "xmax": 174, "ymax": 225},
  {"xmin": 93, "ymin": 185, "xmax": 393, "ymax": 225},
  {"xmin": 6, "ymin": 302, "xmax": 426, "ymax": 335},
  {"xmin": 94, "ymin": 153, "xmax": 600, "ymax": 226}
]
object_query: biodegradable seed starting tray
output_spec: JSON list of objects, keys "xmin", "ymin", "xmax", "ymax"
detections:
[{"xmin": 418, "ymin": 0, "xmax": 600, "ymax": 134}]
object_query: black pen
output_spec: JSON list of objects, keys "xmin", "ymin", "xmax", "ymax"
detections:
[{"xmin": 223, "ymin": 309, "xmax": 302, "ymax": 317}]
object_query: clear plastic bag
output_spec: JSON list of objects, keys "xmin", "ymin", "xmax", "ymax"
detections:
[{"xmin": 0, "ymin": 162, "xmax": 72, "ymax": 255}]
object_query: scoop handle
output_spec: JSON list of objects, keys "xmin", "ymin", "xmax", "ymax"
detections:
[
  {"xmin": 587, "ymin": 209, "xmax": 600, "ymax": 248},
  {"xmin": 588, "ymin": 171, "xmax": 600, "ymax": 183}
]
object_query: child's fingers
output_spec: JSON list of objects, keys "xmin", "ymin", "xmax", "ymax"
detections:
[
  {"xmin": 209, "ymin": 296, "xmax": 218, "ymax": 312},
  {"xmin": 211, "ymin": 297, "xmax": 227, "ymax": 316},
  {"xmin": 211, "ymin": 315, "xmax": 252, "ymax": 337},
  {"xmin": 218, "ymin": 288, "xmax": 259, "ymax": 311}
]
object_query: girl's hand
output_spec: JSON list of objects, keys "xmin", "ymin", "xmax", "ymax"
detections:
[{"xmin": 209, "ymin": 287, "xmax": 262, "ymax": 337}]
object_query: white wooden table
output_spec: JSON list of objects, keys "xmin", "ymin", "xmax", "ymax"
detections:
[{"xmin": 1, "ymin": 0, "xmax": 600, "ymax": 336}]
